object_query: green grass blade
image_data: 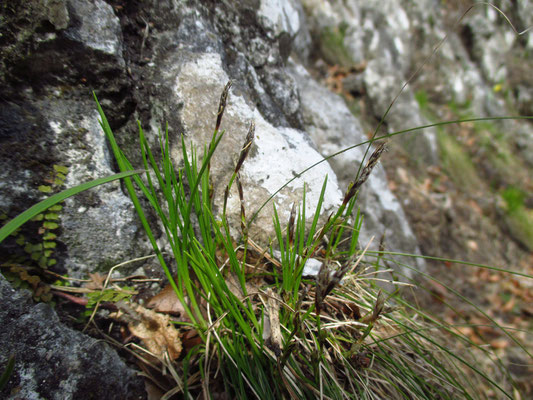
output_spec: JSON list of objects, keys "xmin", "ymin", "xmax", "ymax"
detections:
[
  {"xmin": 367, "ymin": 250, "xmax": 532, "ymax": 279},
  {"xmin": 0, "ymin": 354, "xmax": 15, "ymax": 390},
  {"xmin": 0, "ymin": 169, "xmax": 143, "ymax": 244},
  {"xmin": 248, "ymin": 116, "xmax": 533, "ymax": 226}
]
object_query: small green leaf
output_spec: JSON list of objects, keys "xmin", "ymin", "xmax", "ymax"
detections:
[
  {"xmin": 47, "ymin": 259, "xmax": 57, "ymax": 267},
  {"xmin": 41, "ymin": 292, "xmax": 53, "ymax": 303},
  {"xmin": 44, "ymin": 249, "xmax": 53, "ymax": 257},
  {"xmin": 53, "ymin": 165, "xmax": 69, "ymax": 174},
  {"xmin": 43, "ymin": 232, "xmax": 57, "ymax": 240},
  {"xmin": 55, "ymin": 172, "xmax": 67, "ymax": 181},
  {"xmin": 43, "ymin": 222, "xmax": 59, "ymax": 230},
  {"xmin": 38, "ymin": 185, "xmax": 52, "ymax": 193},
  {"xmin": 102, "ymin": 291, "xmax": 115, "ymax": 302},
  {"xmin": 31, "ymin": 214, "xmax": 44, "ymax": 222},
  {"xmin": 87, "ymin": 292, "xmax": 99, "ymax": 301},
  {"xmin": 115, "ymin": 293, "xmax": 132, "ymax": 302},
  {"xmin": 30, "ymin": 243, "xmax": 43, "ymax": 252},
  {"xmin": 44, "ymin": 213, "xmax": 59, "ymax": 220},
  {"xmin": 43, "ymin": 241, "xmax": 56, "ymax": 249},
  {"xmin": 54, "ymin": 178, "xmax": 65, "ymax": 186},
  {"xmin": 49, "ymin": 205, "xmax": 63, "ymax": 212},
  {"xmin": 15, "ymin": 235, "xmax": 26, "ymax": 246},
  {"xmin": 31, "ymin": 252, "xmax": 41, "ymax": 261}
]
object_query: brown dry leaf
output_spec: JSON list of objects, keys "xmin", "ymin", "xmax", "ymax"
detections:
[
  {"xmin": 490, "ymin": 338, "xmax": 509, "ymax": 349},
  {"xmin": 502, "ymin": 296, "xmax": 516, "ymax": 312},
  {"xmin": 339, "ymin": 301, "xmax": 361, "ymax": 320},
  {"xmin": 145, "ymin": 381, "xmax": 165, "ymax": 400},
  {"xmin": 421, "ymin": 178, "xmax": 432, "ymax": 193},
  {"xmin": 521, "ymin": 303, "xmax": 533, "ymax": 317},
  {"xmin": 146, "ymin": 284, "xmax": 186, "ymax": 316},
  {"xmin": 226, "ymin": 271, "xmax": 259, "ymax": 301},
  {"xmin": 247, "ymin": 238, "xmax": 282, "ymax": 270},
  {"xmin": 468, "ymin": 199, "xmax": 484, "ymax": 215},
  {"xmin": 182, "ymin": 328, "xmax": 202, "ymax": 352},
  {"xmin": 111, "ymin": 301, "xmax": 182, "ymax": 360},
  {"xmin": 85, "ymin": 272, "xmax": 106, "ymax": 290}
]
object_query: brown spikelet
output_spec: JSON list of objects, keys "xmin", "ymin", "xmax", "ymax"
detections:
[
  {"xmin": 315, "ymin": 242, "xmax": 369, "ymax": 316},
  {"xmin": 343, "ymin": 141, "xmax": 387, "ymax": 205},
  {"xmin": 215, "ymin": 81, "xmax": 232, "ymax": 133},
  {"xmin": 315, "ymin": 262, "xmax": 329, "ymax": 314},
  {"xmin": 236, "ymin": 173, "xmax": 247, "ymax": 236},
  {"xmin": 223, "ymin": 186, "xmax": 230, "ymax": 216},
  {"xmin": 288, "ymin": 202, "xmax": 296, "ymax": 247},
  {"xmin": 234, "ymin": 121, "xmax": 255, "ymax": 175},
  {"xmin": 361, "ymin": 291, "xmax": 386, "ymax": 324},
  {"xmin": 379, "ymin": 232, "xmax": 386, "ymax": 253}
]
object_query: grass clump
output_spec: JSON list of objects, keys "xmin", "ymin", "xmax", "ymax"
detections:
[
  {"xmin": 91, "ymin": 77, "xmax": 530, "ymax": 398},
  {"xmin": 1, "ymin": 3, "xmax": 530, "ymax": 398}
]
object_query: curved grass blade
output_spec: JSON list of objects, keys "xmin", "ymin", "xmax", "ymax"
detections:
[
  {"xmin": 366, "ymin": 250, "xmax": 533, "ymax": 280},
  {"xmin": 248, "ymin": 115, "xmax": 533, "ymax": 226},
  {"xmin": 0, "ymin": 169, "xmax": 143, "ymax": 244},
  {"xmin": 0, "ymin": 354, "xmax": 15, "ymax": 390}
]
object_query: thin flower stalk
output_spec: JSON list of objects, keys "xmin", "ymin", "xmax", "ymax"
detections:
[{"xmin": 343, "ymin": 141, "xmax": 387, "ymax": 206}]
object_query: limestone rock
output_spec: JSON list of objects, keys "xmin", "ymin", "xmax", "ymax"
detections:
[{"xmin": 0, "ymin": 275, "xmax": 145, "ymax": 400}]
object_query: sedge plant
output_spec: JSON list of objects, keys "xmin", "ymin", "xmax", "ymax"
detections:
[
  {"xmin": 94, "ymin": 62, "xmax": 531, "ymax": 397},
  {"xmin": 94, "ymin": 4, "xmax": 533, "ymax": 398},
  {"xmin": 2, "ymin": 2, "xmax": 530, "ymax": 398}
]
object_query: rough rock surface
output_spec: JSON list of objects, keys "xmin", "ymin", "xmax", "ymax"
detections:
[
  {"xmin": 0, "ymin": 275, "xmax": 145, "ymax": 399},
  {"xmin": 0, "ymin": 0, "xmax": 429, "ymax": 277}
]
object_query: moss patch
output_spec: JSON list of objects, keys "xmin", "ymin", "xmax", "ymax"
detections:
[
  {"xmin": 318, "ymin": 23, "xmax": 354, "ymax": 67},
  {"xmin": 501, "ymin": 187, "xmax": 533, "ymax": 251},
  {"xmin": 437, "ymin": 131, "xmax": 483, "ymax": 192},
  {"xmin": 502, "ymin": 208, "xmax": 533, "ymax": 252}
]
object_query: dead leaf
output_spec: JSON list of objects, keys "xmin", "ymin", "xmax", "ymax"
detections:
[
  {"xmin": 351, "ymin": 351, "xmax": 371, "ymax": 369},
  {"xmin": 146, "ymin": 284, "xmax": 185, "ymax": 316},
  {"xmin": 226, "ymin": 272, "xmax": 259, "ymax": 301},
  {"xmin": 490, "ymin": 338, "xmax": 509, "ymax": 349},
  {"xmin": 85, "ymin": 272, "xmax": 106, "ymax": 290},
  {"xmin": 182, "ymin": 329, "xmax": 202, "ymax": 351},
  {"xmin": 335, "ymin": 300, "xmax": 361, "ymax": 320},
  {"xmin": 502, "ymin": 296, "xmax": 516, "ymax": 312},
  {"xmin": 396, "ymin": 167, "xmax": 409, "ymax": 184},
  {"xmin": 111, "ymin": 301, "xmax": 182, "ymax": 360}
]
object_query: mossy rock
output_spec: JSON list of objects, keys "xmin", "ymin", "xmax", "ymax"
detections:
[
  {"xmin": 437, "ymin": 132, "xmax": 483, "ymax": 193},
  {"xmin": 319, "ymin": 24, "xmax": 354, "ymax": 67},
  {"xmin": 501, "ymin": 188, "xmax": 533, "ymax": 251},
  {"xmin": 502, "ymin": 208, "xmax": 533, "ymax": 252}
]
